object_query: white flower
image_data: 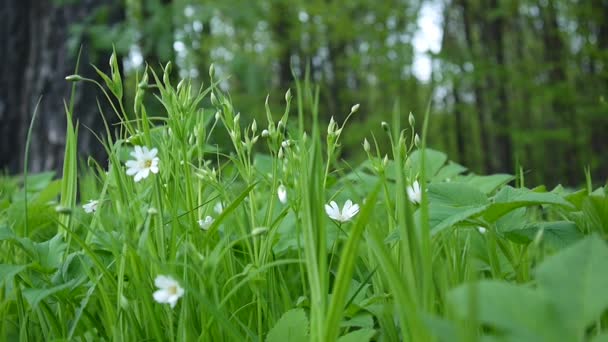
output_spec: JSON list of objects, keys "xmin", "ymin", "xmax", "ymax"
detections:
[
  {"xmin": 125, "ymin": 146, "xmax": 160, "ymax": 182},
  {"xmin": 198, "ymin": 216, "xmax": 214, "ymax": 230},
  {"xmin": 277, "ymin": 184, "xmax": 287, "ymax": 204},
  {"xmin": 214, "ymin": 202, "xmax": 223, "ymax": 214},
  {"xmin": 325, "ymin": 200, "xmax": 360, "ymax": 222},
  {"xmin": 153, "ymin": 275, "xmax": 184, "ymax": 308},
  {"xmin": 82, "ymin": 200, "xmax": 99, "ymax": 213},
  {"xmin": 477, "ymin": 226, "xmax": 487, "ymax": 234},
  {"xmin": 407, "ymin": 180, "xmax": 422, "ymax": 204}
]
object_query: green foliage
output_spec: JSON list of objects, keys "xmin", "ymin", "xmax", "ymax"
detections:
[
  {"xmin": 449, "ymin": 235, "xmax": 608, "ymax": 342},
  {"xmin": 266, "ymin": 309, "xmax": 309, "ymax": 342},
  {"xmin": 1, "ymin": 64, "xmax": 607, "ymax": 342}
]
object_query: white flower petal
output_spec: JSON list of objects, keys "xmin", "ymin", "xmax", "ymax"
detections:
[
  {"xmin": 134, "ymin": 171, "xmax": 144, "ymax": 182},
  {"xmin": 277, "ymin": 185, "xmax": 287, "ymax": 204},
  {"xmin": 134, "ymin": 145, "xmax": 143, "ymax": 157},
  {"xmin": 153, "ymin": 289, "xmax": 170, "ymax": 303},
  {"xmin": 155, "ymin": 275, "xmax": 174, "ymax": 288}
]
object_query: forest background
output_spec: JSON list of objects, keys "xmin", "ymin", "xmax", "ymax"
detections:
[{"xmin": 1, "ymin": 0, "xmax": 606, "ymax": 187}]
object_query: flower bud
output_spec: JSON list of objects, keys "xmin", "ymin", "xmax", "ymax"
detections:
[
  {"xmin": 414, "ymin": 133, "xmax": 421, "ymax": 148},
  {"xmin": 261, "ymin": 129, "xmax": 269, "ymax": 137},
  {"xmin": 65, "ymin": 74, "xmax": 83, "ymax": 82},
  {"xmin": 328, "ymin": 117, "xmax": 336, "ymax": 135},
  {"xmin": 55, "ymin": 205, "xmax": 72, "ymax": 214},
  {"xmin": 408, "ymin": 112, "xmax": 415, "ymax": 127},
  {"xmin": 252, "ymin": 227, "xmax": 269, "ymax": 236},
  {"xmin": 381, "ymin": 121, "xmax": 389, "ymax": 132},
  {"xmin": 351, "ymin": 103, "xmax": 360, "ymax": 113},
  {"xmin": 251, "ymin": 119, "xmax": 257, "ymax": 133},
  {"xmin": 285, "ymin": 88, "xmax": 292, "ymax": 102},
  {"xmin": 363, "ymin": 138, "xmax": 370, "ymax": 153},
  {"xmin": 209, "ymin": 63, "xmax": 215, "ymax": 79},
  {"xmin": 214, "ymin": 111, "xmax": 221, "ymax": 121}
]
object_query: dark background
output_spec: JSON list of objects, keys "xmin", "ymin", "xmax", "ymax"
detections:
[{"xmin": 1, "ymin": 0, "xmax": 607, "ymax": 187}]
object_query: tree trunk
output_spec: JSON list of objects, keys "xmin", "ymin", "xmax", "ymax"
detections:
[{"xmin": 0, "ymin": 0, "xmax": 118, "ymax": 174}]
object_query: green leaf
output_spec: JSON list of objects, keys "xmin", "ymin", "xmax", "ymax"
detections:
[
  {"xmin": 502, "ymin": 221, "xmax": 583, "ymax": 250},
  {"xmin": 428, "ymin": 183, "xmax": 489, "ymax": 207},
  {"xmin": 448, "ymin": 280, "xmax": 558, "ymax": 341},
  {"xmin": 16, "ymin": 234, "xmax": 67, "ymax": 271},
  {"xmin": 429, "ymin": 204, "xmax": 489, "ymax": 235},
  {"xmin": 582, "ymin": 195, "xmax": 608, "ymax": 234},
  {"xmin": 427, "ymin": 183, "xmax": 489, "ymax": 234},
  {"xmin": 340, "ymin": 313, "xmax": 374, "ymax": 329},
  {"xmin": 434, "ymin": 162, "xmax": 467, "ymax": 181},
  {"xmin": 266, "ymin": 309, "xmax": 308, "ymax": 342},
  {"xmin": 464, "ymin": 174, "xmax": 514, "ymax": 194},
  {"xmin": 590, "ymin": 332, "xmax": 608, "ymax": 342},
  {"xmin": 337, "ymin": 329, "xmax": 375, "ymax": 342},
  {"xmin": 23, "ymin": 278, "xmax": 79, "ymax": 308},
  {"xmin": 0, "ymin": 225, "xmax": 15, "ymax": 240},
  {"xmin": 536, "ymin": 236, "xmax": 608, "ymax": 335},
  {"xmin": 0, "ymin": 264, "xmax": 27, "ymax": 286},
  {"xmin": 483, "ymin": 186, "xmax": 574, "ymax": 222},
  {"xmin": 422, "ymin": 315, "xmax": 458, "ymax": 342},
  {"xmin": 406, "ymin": 148, "xmax": 447, "ymax": 179}
]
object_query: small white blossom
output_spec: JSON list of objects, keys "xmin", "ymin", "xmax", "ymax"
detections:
[
  {"xmin": 277, "ymin": 184, "xmax": 287, "ymax": 204},
  {"xmin": 325, "ymin": 200, "xmax": 360, "ymax": 222},
  {"xmin": 477, "ymin": 226, "xmax": 487, "ymax": 234},
  {"xmin": 407, "ymin": 180, "xmax": 422, "ymax": 204},
  {"xmin": 83, "ymin": 200, "xmax": 99, "ymax": 213},
  {"xmin": 152, "ymin": 275, "xmax": 184, "ymax": 308},
  {"xmin": 214, "ymin": 202, "xmax": 223, "ymax": 214},
  {"xmin": 125, "ymin": 146, "xmax": 160, "ymax": 182},
  {"xmin": 198, "ymin": 216, "xmax": 214, "ymax": 230}
]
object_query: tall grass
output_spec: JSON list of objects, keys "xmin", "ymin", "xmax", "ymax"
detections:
[{"xmin": 1, "ymin": 55, "xmax": 607, "ymax": 341}]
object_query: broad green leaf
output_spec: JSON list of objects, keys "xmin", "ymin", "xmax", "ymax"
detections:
[
  {"xmin": 464, "ymin": 174, "xmax": 514, "ymax": 194},
  {"xmin": 406, "ymin": 148, "xmax": 447, "ymax": 179},
  {"xmin": 340, "ymin": 313, "xmax": 374, "ymax": 329},
  {"xmin": 427, "ymin": 183, "xmax": 489, "ymax": 233},
  {"xmin": 428, "ymin": 183, "xmax": 489, "ymax": 207},
  {"xmin": 502, "ymin": 221, "xmax": 583, "ymax": 250},
  {"xmin": 429, "ymin": 204, "xmax": 489, "ymax": 234},
  {"xmin": 266, "ymin": 309, "xmax": 308, "ymax": 342},
  {"xmin": 536, "ymin": 236, "xmax": 608, "ymax": 335},
  {"xmin": 16, "ymin": 234, "xmax": 67, "ymax": 271},
  {"xmin": 422, "ymin": 315, "xmax": 458, "ymax": 342},
  {"xmin": 23, "ymin": 278, "xmax": 79, "ymax": 308},
  {"xmin": 0, "ymin": 225, "xmax": 15, "ymax": 240},
  {"xmin": 434, "ymin": 162, "xmax": 467, "ymax": 181},
  {"xmin": 448, "ymin": 280, "xmax": 558, "ymax": 341},
  {"xmin": 483, "ymin": 186, "xmax": 575, "ymax": 222},
  {"xmin": 0, "ymin": 264, "xmax": 27, "ymax": 286},
  {"xmin": 337, "ymin": 328, "xmax": 375, "ymax": 342},
  {"xmin": 590, "ymin": 332, "xmax": 608, "ymax": 342}
]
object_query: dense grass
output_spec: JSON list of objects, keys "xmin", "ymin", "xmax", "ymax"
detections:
[{"xmin": 1, "ymin": 57, "xmax": 607, "ymax": 341}]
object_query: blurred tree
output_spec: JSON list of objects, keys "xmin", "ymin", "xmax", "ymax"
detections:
[{"xmin": 0, "ymin": 0, "xmax": 122, "ymax": 173}]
